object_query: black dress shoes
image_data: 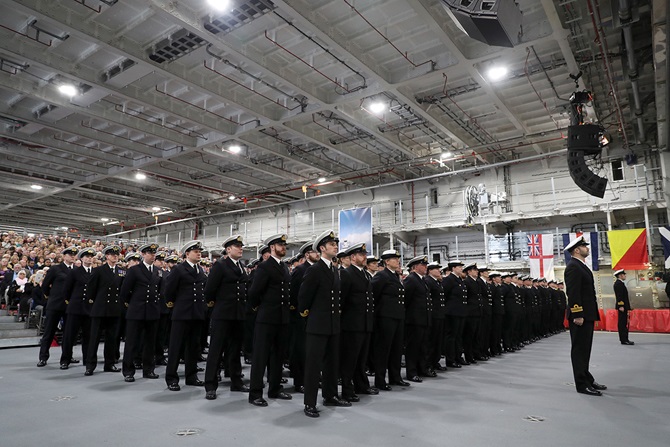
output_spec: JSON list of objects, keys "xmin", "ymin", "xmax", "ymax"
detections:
[
  {"xmin": 104, "ymin": 365, "xmax": 121, "ymax": 373},
  {"xmin": 197, "ymin": 355, "xmax": 207, "ymax": 362},
  {"xmin": 407, "ymin": 376, "xmax": 423, "ymax": 383},
  {"xmin": 577, "ymin": 387, "xmax": 602, "ymax": 396},
  {"xmin": 591, "ymin": 382, "xmax": 607, "ymax": 391},
  {"xmin": 446, "ymin": 362, "xmax": 462, "ymax": 368},
  {"xmin": 205, "ymin": 390, "xmax": 217, "ymax": 400},
  {"xmin": 124, "ymin": 376, "xmax": 135, "ymax": 383},
  {"xmin": 84, "ymin": 369, "xmax": 94, "ymax": 376},
  {"xmin": 167, "ymin": 383, "xmax": 181, "ymax": 391},
  {"xmin": 466, "ymin": 358, "xmax": 478, "ymax": 364},
  {"xmin": 143, "ymin": 372, "xmax": 159, "ymax": 379},
  {"xmin": 343, "ymin": 394, "xmax": 360, "ymax": 403},
  {"xmin": 280, "ymin": 377, "xmax": 288, "ymax": 384},
  {"xmin": 60, "ymin": 363, "xmax": 69, "ymax": 370},
  {"xmin": 359, "ymin": 387, "xmax": 379, "ymax": 395},
  {"xmin": 230, "ymin": 384, "xmax": 250, "ymax": 392},
  {"xmin": 196, "ymin": 366, "xmax": 204, "ymax": 372},
  {"xmin": 37, "ymin": 360, "xmax": 47, "ymax": 367},
  {"xmin": 304, "ymin": 405, "xmax": 319, "ymax": 418},
  {"xmin": 323, "ymin": 396, "xmax": 352, "ymax": 407},
  {"xmin": 269, "ymin": 391, "xmax": 292, "ymax": 400},
  {"xmin": 250, "ymin": 397, "xmax": 268, "ymax": 407},
  {"xmin": 293, "ymin": 385, "xmax": 305, "ymax": 393},
  {"xmin": 424, "ymin": 370, "xmax": 438, "ymax": 378},
  {"xmin": 155, "ymin": 358, "xmax": 168, "ymax": 366},
  {"xmin": 377, "ymin": 384, "xmax": 393, "ymax": 391},
  {"xmin": 186, "ymin": 379, "xmax": 205, "ymax": 387},
  {"xmin": 457, "ymin": 358, "xmax": 470, "ymax": 366},
  {"xmin": 621, "ymin": 341, "xmax": 635, "ymax": 345},
  {"xmin": 434, "ymin": 365, "xmax": 448, "ymax": 372},
  {"xmin": 390, "ymin": 380, "xmax": 410, "ymax": 387}
]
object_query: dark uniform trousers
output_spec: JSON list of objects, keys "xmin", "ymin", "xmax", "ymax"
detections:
[
  {"xmin": 569, "ymin": 320, "xmax": 595, "ymax": 390},
  {"xmin": 405, "ymin": 324, "xmax": 429, "ymax": 377},
  {"xmin": 463, "ymin": 316, "xmax": 480, "ymax": 362},
  {"xmin": 38, "ymin": 310, "xmax": 66, "ymax": 361},
  {"xmin": 249, "ymin": 323, "xmax": 288, "ymax": 400},
  {"xmin": 490, "ymin": 314, "xmax": 504, "ymax": 355},
  {"xmin": 288, "ymin": 261, "xmax": 311, "ymax": 389},
  {"xmin": 374, "ymin": 317, "xmax": 404, "ymax": 386},
  {"xmin": 123, "ymin": 319, "xmax": 158, "ymax": 376},
  {"xmin": 444, "ymin": 315, "xmax": 465, "ymax": 363},
  {"xmin": 304, "ymin": 333, "xmax": 340, "ymax": 406},
  {"xmin": 155, "ymin": 312, "xmax": 170, "ymax": 362},
  {"xmin": 87, "ymin": 317, "xmax": 119, "ymax": 370},
  {"xmin": 340, "ymin": 330, "xmax": 371, "ymax": 395},
  {"xmin": 503, "ymin": 312, "xmax": 517, "ymax": 349},
  {"xmin": 166, "ymin": 320, "xmax": 202, "ymax": 384},
  {"xmin": 60, "ymin": 314, "xmax": 90, "ymax": 365},
  {"xmin": 204, "ymin": 319, "xmax": 244, "ymax": 391},
  {"xmin": 427, "ymin": 318, "xmax": 444, "ymax": 368},
  {"xmin": 617, "ymin": 311, "xmax": 629, "ymax": 343}
]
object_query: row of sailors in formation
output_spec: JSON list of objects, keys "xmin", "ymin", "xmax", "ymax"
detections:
[{"xmin": 34, "ymin": 231, "xmax": 567, "ymax": 418}]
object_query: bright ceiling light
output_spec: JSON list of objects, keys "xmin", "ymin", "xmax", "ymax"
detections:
[
  {"xmin": 135, "ymin": 172, "xmax": 147, "ymax": 180},
  {"xmin": 368, "ymin": 101, "xmax": 387, "ymax": 114},
  {"xmin": 229, "ymin": 195, "xmax": 236, "ymax": 201},
  {"xmin": 152, "ymin": 206, "xmax": 161, "ymax": 212},
  {"xmin": 228, "ymin": 144, "xmax": 242, "ymax": 154},
  {"xmin": 207, "ymin": 0, "xmax": 231, "ymax": 12},
  {"xmin": 101, "ymin": 218, "xmax": 109, "ymax": 222},
  {"xmin": 57, "ymin": 84, "xmax": 78, "ymax": 97},
  {"xmin": 487, "ymin": 66, "xmax": 508, "ymax": 82},
  {"xmin": 30, "ymin": 184, "xmax": 43, "ymax": 190},
  {"xmin": 318, "ymin": 177, "xmax": 326, "ymax": 183},
  {"xmin": 440, "ymin": 152, "xmax": 453, "ymax": 159}
]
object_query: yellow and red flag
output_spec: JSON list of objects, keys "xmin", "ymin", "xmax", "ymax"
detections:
[{"xmin": 607, "ymin": 229, "xmax": 648, "ymax": 270}]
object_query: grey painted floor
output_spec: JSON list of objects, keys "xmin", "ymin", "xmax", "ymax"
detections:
[{"xmin": 1, "ymin": 331, "xmax": 668, "ymax": 447}]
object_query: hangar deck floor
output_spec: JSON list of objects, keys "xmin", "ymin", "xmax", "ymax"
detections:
[{"xmin": 1, "ymin": 331, "xmax": 668, "ymax": 447}]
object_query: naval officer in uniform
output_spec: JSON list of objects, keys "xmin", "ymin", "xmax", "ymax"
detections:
[
  {"xmin": 298, "ymin": 230, "xmax": 350, "ymax": 418},
  {"xmin": 204, "ymin": 235, "xmax": 251, "ymax": 399},
  {"xmin": 119, "ymin": 243, "xmax": 162, "ymax": 382},
  {"xmin": 564, "ymin": 235, "xmax": 607, "ymax": 396},
  {"xmin": 613, "ymin": 269, "xmax": 634, "ymax": 345},
  {"xmin": 164, "ymin": 241, "xmax": 208, "ymax": 391}
]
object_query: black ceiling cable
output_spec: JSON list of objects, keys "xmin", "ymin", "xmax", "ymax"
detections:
[{"xmin": 273, "ymin": 11, "xmax": 367, "ymax": 95}]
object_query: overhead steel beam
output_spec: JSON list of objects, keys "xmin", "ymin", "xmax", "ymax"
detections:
[
  {"xmin": 0, "ymin": 73, "xmax": 195, "ymax": 152},
  {"xmin": 0, "ymin": 33, "xmax": 239, "ymax": 136},
  {"xmin": 0, "ymin": 143, "xmax": 110, "ymax": 175}
]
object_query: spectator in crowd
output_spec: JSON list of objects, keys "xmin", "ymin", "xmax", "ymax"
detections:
[{"xmin": 9, "ymin": 270, "xmax": 33, "ymax": 321}]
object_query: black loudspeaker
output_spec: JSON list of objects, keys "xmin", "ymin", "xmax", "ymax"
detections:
[
  {"xmin": 441, "ymin": 0, "xmax": 523, "ymax": 48},
  {"xmin": 567, "ymin": 150, "xmax": 607, "ymax": 198},
  {"xmin": 567, "ymin": 124, "xmax": 601, "ymax": 154}
]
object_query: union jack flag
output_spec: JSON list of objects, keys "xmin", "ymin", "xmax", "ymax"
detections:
[{"xmin": 527, "ymin": 234, "xmax": 541, "ymax": 257}]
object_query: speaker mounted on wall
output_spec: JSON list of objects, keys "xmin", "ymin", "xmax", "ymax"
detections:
[{"xmin": 440, "ymin": 0, "xmax": 523, "ymax": 48}]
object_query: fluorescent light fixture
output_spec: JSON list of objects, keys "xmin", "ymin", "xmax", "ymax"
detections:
[
  {"xmin": 152, "ymin": 206, "xmax": 161, "ymax": 212},
  {"xmin": 102, "ymin": 220, "xmax": 120, "ymax": 226},
  {"xmin": 101, "ymin": 218, "xmax": 110, "ymax": 222},
  {"xmin": 228, "ymin": 144, "xmax": 242, "ymax": 154},
  {"xmin": 318, "ymin": 177, "xmax": 327, "ymax": 183},
  {"xmin": 135, "ymin": 172, "xmax": 147, "ymax": 180},
  {"xmin": 440, "ymin": 152, "xmax": 452, "ymax": 159},
  {"xmin": 57, "ymin": 84, "xmax": 78, "ymax": 97},
  {"xmin": 368, "ymin": 101, "xmax": 387, "ymax": 114},
  {"xmin": 229, "ymin": 195, "xmax": 236, "ymax": 201},
  {"xmin": 487, "ymin": 66, "xmax": 508, "ymax": 82},
  {"xmin": 30, "ymin": 184, "xmax": 43, "ymax": 190},
  {"xmin": 207, "ymin": 0, "xmax": 231, "ymax": 12}
]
